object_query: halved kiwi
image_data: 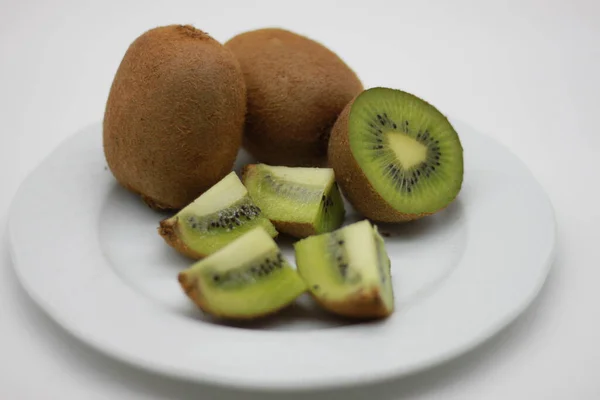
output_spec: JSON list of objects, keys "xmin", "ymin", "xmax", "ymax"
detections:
[
  {"xmin": 159, "ymin": 172, "xmax": 277, "ymax": 259},
  {"xmin": 178, "ymin": 226, "xmax": 306, "ymax": 320},
  {"xmin": 328, "ymin": 87, "xmax": 464, "ymax": 222},
  {"xmin": 242, "ymin": 164, "xmax": 345, "ymax": 238},
  {"xmin": 294, "ymin": 220, "xmax": 394, "ymax": 319}
]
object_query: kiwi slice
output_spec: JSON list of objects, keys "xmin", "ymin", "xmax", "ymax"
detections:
[
  {"xmin": 328, "ymin": 87, "xmax": 464, "ymax": 222},
  {"xmin": 179, "ymin": 227, "xmax": 306, "ymax": 320},
  {"xmin": 294, "ymin": 220, "xmax": 394, "ymax": 319},
  {"xmin": 242, "ymin": 164, "xmax": 345, "ymax": 238},
  {"xmin": 159, "ymin": 172, "xmax": 278, "ymax": 259}
]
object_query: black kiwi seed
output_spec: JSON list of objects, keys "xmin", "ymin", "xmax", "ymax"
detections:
[
  {"xmin": 339, "ymin": 263, "xmax": 348, "ymax": 276},
  {"xmin": 392, "ymin": 123, "xmax": 397, "ymax": 129},
  {"xmin": 313, "ymin": 285, "xmax": 320, "ymax": 290},
  {"xmin": 338, "ymin": 240, "xmax": 344, "ymax": 245},
  {"xmin": 213, "ymin": 275, "xmax": 220, "ymax": 282}
]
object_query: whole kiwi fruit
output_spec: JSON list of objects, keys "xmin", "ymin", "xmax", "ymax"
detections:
[
  {"xmin": 103, "ymin": 24, "xmax": 246, "ymax": 210},
  {"xmin": 225, "ymin": 28, "xmax": 363, "ymax": 167}
]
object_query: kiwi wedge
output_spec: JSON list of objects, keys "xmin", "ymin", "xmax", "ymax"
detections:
[
  {"xmin": 294, "ymin": 220, "xmax": 394, "ymax": 319},
  {"xmin": 328, "ymin": 87, "xmax": 464, "ymax": 222},
  {"xmin": 242, "ymin": 164, "xmax": 345, "ymax": 238},
  {"xmin": 179, "ymin": 227, "xmax": 306, "ymax": 320},
  {"xmin": 159, "ymin": 172, "xmax": 277, "ymax": 259}
]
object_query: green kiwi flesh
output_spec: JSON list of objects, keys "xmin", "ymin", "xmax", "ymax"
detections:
[
  {"xmin": 242, "ymin": 164, "xmax": 345, "ymax": 238},
  {"xmin": 178, "ymin": 227, "xmax": 306, "ymax": 319},
  {"xmin": 294, "ymin": 220, "xmax": 394, "ymax": 319},
  {"xmin": 159, "ymin": 172, "xmax": 278, "ymax": 258},
  {"xmin": 349, "ymin": 88, "xmax": 463, "ymax": 214}
]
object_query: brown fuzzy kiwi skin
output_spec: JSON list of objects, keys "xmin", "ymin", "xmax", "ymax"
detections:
[
  {"xmin": 158, "ymin": 218, "xmax": 206, "ymax": 259},
  {"xmin": 240, "ymin": 164, "xmax": 317, "ymax": 238},
  {"xmin": 271, "ymin": 221, "xmax": 316, "ymax": 239},
  {"xmin": 310, "ymin": 287, "xmax": 392, "ymax": 319},
  {"xmin": 327, "ymin": 95, "xmax": 436, "ymax": 223},
  {"xmin": 103, "ymin": 24, "xmax": 246, "ymax": 210},
  {"xmin": 225, "ymin": 28, "xmax": 363, "ymax": 167},
  {"xmin": 178, "ymin": 272, "xmax": 299, "ymax": 320}
]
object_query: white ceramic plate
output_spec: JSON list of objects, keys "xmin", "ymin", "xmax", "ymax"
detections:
[{"xmin": 8, "ymin": 120, "xmax": 556, "ymax": 391}]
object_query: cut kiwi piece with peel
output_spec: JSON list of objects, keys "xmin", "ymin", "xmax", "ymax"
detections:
[
  {"xmin": 159, "ymin": 172, "xmax": 278, "ymax": 259},
  {"xmin": 242, "ymin": 164, "xmax": 345, "ymax": 238},
  {"xmin": 294, "ymin": 220, "xmax": 394, "ymax": 319},
  {"xmin": 178, "ymin": 227, "xmax": 306, "ymax": 320},
  {"xmin": 328, "ymin": 87, "xmax": 464, "ymax": 222}
]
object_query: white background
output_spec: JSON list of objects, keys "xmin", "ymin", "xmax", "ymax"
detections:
[{"xmin": 0, "ymin": 0, "xmax": 598, "ymax": 398}]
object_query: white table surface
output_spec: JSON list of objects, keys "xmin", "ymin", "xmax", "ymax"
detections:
[{"xmin": 1, "ymin": 0, "xmax": 598, "ymax": 398}]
